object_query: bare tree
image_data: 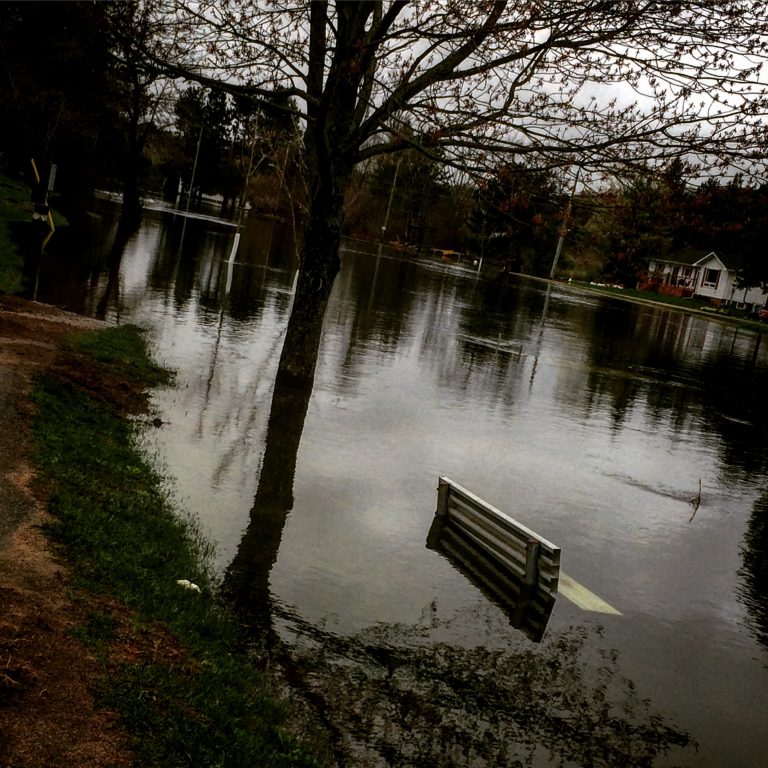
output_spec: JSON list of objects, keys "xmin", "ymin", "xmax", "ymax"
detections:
[
  {"xmin": 153, "ymin": 0, "xmax": 768, "ymax": 388},
  {"xmin": 108, "ymin": 0, "xmax": 181, "ymax": 228}
]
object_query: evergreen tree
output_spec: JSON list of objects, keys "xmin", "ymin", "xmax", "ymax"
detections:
[
  {"xmin": 602, "ymin": 163, "xmax": 692, "ymax": 285},
  {"xmin": 469, "ymin": 162, "xmax": 562, "ymax": 276}
]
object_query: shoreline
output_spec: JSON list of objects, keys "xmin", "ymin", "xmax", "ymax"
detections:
[{"xmin": 507, "ymin": 271, "xmax": 768, "ymax": 335}]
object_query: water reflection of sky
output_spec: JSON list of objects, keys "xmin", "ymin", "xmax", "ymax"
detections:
[{"xmin": 38, "ymin": 210, "xmax": 768, "ymax": 767}]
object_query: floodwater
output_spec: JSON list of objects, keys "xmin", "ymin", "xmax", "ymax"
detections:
[{"xmin": 33, "ymin": 203, "xmax": 768, "ymax": 766}]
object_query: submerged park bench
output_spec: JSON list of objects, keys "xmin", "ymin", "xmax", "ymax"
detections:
[
  {"xmin": 432, "ymin": 477, "xmax": 561, "ymax": 597},
  {"xmin": 429, "ymin": 478, "xmax": 621, "ymax": 630}
]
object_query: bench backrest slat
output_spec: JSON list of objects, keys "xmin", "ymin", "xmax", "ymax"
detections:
[{"xmin": 437, "ymin": 477, "xmax": 561, "ymax": 596}]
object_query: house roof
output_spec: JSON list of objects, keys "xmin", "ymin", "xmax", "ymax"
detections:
[
  {"xmin": 693, "ymin": 252, "xmax": 727, "ymax": 270},
  {"xmin": 663, "ymin": 249, "xmax": 715, "ymax": 266},
  {"xmin": 655, "ymin": 249, "xmax": 744, "ymax": 272}
]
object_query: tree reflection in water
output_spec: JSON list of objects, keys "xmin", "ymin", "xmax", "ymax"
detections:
[
  {"xmin": 223, "ymin": 374, "xmax": 312, "ymax": 645},
  {"xmin": 739, "ymin": 489, "xmax": 768, "ymax": 654},
  {"xmin": 223, "ymin": 352, "xmax": 694, "ymax": 767},
  {"xmin": 214, "ymin": 264, "xmax": 713, "ymax": 766},
  {"xmin": 275, "ymin": 607, "xmax": 694, "ymax": 767}
]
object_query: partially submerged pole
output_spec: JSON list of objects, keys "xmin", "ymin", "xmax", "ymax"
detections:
[
  {"xmin": 549, "ymin": 166, "xmax": 581, "ymax": 280},
  {"xmin": 380, "ymin": 156, "xmax": 402, "ymax": 242},
  {"xmin": 436, "ymin": 477, "xmax": 450, "ymax": 517},
  {"xmin": 523, "ymin": 539, "xmax": 540, "ymax": 587}
]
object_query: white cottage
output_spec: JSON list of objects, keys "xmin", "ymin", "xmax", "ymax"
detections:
[{"xmin": 644, "ymin": 250, "xmax": 768, "ymax": 309}]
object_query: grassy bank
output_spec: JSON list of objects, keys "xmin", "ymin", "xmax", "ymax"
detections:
[
  {"xmin": 568, "ymin": 280, "xmax": 768, "ymax": 333},
  {"xmin": 0, "ymin": 175, "xmax": 35, "ymax": 293},
  {"xmin": 30, "ymin": 325, "xmax": 326, "ymax": 768}
]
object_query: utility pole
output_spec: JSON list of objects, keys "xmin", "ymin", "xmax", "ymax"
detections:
[
  {"xmin": 186, "ymin": 122, "xmax": 204, "ymax": 213},
  {"xmin": 549, "ymin": 166, "xmax": 581, "ymax": 280},
  {"xmin": 380, "ymin": 156, "xmax": 402, "ymax": 242}
]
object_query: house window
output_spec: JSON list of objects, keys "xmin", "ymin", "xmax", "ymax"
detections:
[{"xmin": 702, "ymin": 268, "xmax": 720, "ymax": 288}]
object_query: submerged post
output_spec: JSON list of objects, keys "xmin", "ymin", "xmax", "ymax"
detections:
[
  {"xmin": 523, "ymin": 539, "xmax": 540, "ymax": 587},
  {"xmin": 436, "ymin": 477, "xmax": 451, "ymax": 517}
]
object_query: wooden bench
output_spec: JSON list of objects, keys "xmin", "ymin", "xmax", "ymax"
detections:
[{"xmin": 435, "ymin": 477, "xmax": 561, "ymax": 596}]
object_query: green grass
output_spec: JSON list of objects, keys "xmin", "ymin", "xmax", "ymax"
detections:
[
  {"xmin": 30, "ymin": 325, "xmax": 326, "ymax": 768},
  {"xmin": 67, "ymin": 323, "xmax": 174, "ymax": 390},
  {"xmin": 578, "ymin": 282, "xmax": 709, "ymax": 309},
  {"xmin": 572, "ymin": 281, "xmax": 768, "ymax": 331},
  {"xmin": 0, "ymin": 175, "xmax": 34, "ymax": 292}
]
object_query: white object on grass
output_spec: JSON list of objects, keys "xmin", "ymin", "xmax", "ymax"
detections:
[{"xmin": 176, "ymin": 579, "xmax": 201, "ymax": 593}]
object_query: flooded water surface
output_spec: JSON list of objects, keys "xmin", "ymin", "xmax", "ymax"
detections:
[{"xmin": 35, "ymin": 204, "xmax": 768, "ymax": 766}]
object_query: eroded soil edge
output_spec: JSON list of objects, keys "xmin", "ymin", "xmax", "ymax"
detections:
[{"xmin": 0, "ymin": 295, "xmax": 132, "ymax": 768}]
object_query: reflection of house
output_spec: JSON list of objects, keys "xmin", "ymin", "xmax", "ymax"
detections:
[{"xmin": 643, "ymin": 250, "xmax": 768, "ymax": 308}]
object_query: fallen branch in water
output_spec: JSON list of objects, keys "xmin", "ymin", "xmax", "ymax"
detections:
[{"xmin": 689, "ymin": 479, "xmax": 702, "ymax": 522}]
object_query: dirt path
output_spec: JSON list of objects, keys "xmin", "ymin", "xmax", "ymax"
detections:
[{"xmin": 0, "ymin": 295, "xmax": 132, "ymax": 767}]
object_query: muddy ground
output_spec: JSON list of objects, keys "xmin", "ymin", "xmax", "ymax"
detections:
[{"xmin": 0, "ymin": 294, "xmax": 133, "ymax": 767}]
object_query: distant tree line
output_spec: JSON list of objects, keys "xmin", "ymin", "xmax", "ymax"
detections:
[
  {"xmin": 0, "ymin": 1, "xmax": 301, "ymax": 227},
  {"xmin": 348, "ymin": 153, "xmax": 768, "ymax": 291},
  {"xmin": 0, "ymin": 1, "xmax": 766, "ymax": 290}
]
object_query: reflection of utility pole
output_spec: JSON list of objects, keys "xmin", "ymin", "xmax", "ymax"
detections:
[
  {"xmin": 529, "ymin": 283, "xmax": 553, "ymax": 393},
  {"xmin": 380, "ymin": 156, "xmax": 402, "ymax": 242},
  {"xmin": 549, "ymin": 166, "xmax": 581, "ymax": 280}
]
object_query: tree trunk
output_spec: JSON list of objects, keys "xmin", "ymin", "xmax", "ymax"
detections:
[
  {"xmin": 274, "ymin": 173, "xmax": 347, "ymax": 389},
  {"xmin": 224, "ymin": 175, "xmax": 347, "ymax": 631},
  {"xmin": 270, "ymin": 1, "xmax": 377, "ymax": 389}
]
